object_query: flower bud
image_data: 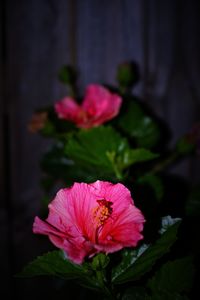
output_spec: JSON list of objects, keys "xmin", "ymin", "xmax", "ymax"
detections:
[
  {"xmin": 116, "ymin": 62, "xmax": 139, "ymax": 89},
  {"xmin": 28, "ymin": 112, "xmax": 48, "ymax": 133},
  {"xmin": 58, "ymin": 65, "xmax": 77, "ymax": 86},
  {"xmin": 91, "ymin": 253, "xmax": 110, "ymax": 271}
]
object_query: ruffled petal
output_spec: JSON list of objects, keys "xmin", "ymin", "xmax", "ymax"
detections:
[
  {"xmin": 33, "ymin": 216, "xmax": 68, "ymax": 249},
  {"xmin": 62, "ymin": 239, "xmax": 96, "ymax": 264},
  {"xmin": 33, "ymin": 216, "xmax": 96, "ymax": 264},
  {"xmin": 33, "ymin": 181, "xmax": 145, "ymax": 264},
  {"xmin": 33, "ymin": 216, "xmax": 61, "ymax": 236},
  {"xmin": 98, "ymin": 204, "xmax": 145, "ymax": 252},
  {"xmin": 82, "ymin": 84, "xmax": 122, "ymax": 126},
  {"xmin": 89, "ymin": 181, "xmax": 133, "ymax": 210},
  {"xmin": 55, "ymin": 97, "xmax": 82, "ymax": 121},
  {"xmin": 82, "ymin": 84, "xmax": 110, "ymax": 116}
]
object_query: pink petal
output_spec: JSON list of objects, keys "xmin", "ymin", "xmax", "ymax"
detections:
[
  {"xmin": 33, "ymin": 216, "xmax": 57, "ymax": 235},
  {"xmin": 62, "ymin": 239, "xmax": 96, "ymax": 264},
  {"xmin": 33, "ymin": 181, "xmax": 145, "ymax": 264},
  {"xmin": 33, "ymin": 216, "xmax": 95, "ymax": 264},
  {"xmin": 98, "ymin": 204, "xmax": 145, "ymax": 252},
  {"xmin": 82, "ymin": 84, "xmax": 122, "ymax": 126},
  {"xmin": 33, "ymin": 216, "xmax": 67, "ymax": 249},
  {"xmin": 88, "ymin": 182, "xmax": 145, "ymax": 252},
  {"xmin": 89, "ymin": 181, "xmax": 134, "ymax": 211},
  {"xmin": 64, "ymin": 183, "xmax": 98, "ymax": 235},
  {"xmin": 49, "ymin": 183, "xmax": 99, "ymax": 243},
  {"xmin": 83, "ymin": 84, "xmax": 111, "ymax": 115},
  {"xmin": 54, "ymin": 97, "xmax": 82, "ymax": 121}
]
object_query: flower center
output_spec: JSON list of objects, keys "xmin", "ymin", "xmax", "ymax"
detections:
[
  {"xmin": 92, "ymin": 199, "xmax": 113, "ymax": 227},
  {"xmin": 77, "ymin": 109, "xmax": 88, "ymax": 121}
]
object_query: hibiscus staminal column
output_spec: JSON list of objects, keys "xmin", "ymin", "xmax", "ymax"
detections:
[{"xmin": 92, "ymin": 199, "xmax": 113, "ymax": 243}]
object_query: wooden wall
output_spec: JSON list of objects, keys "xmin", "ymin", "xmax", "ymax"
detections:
[{"xmin": 0, "ymin": 0, "xmax": 200, "ymax": 298}]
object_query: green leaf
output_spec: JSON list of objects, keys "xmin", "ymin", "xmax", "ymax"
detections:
[
  {"xmin": 64, "ymin": 127, "xmax": 123, "ymax": 180},
  {"xmin": 65, "ymin": 126, "xmax": 158, "ymax": 180},
  {"xmin": 38, "ymin": 107, "xmax": 76, "ymax": 137},
  {"xmin": 122, "ymin": 287, "xmax": 149, "ymax": 300},
  {"xmin": 185, "ymin": 185, "xmax": 200, "ymax": 218},
  {"xmin": 112, "ymin": 217, "xmax": 181, "ymax": 285},
  {"xmin": 16, "ymin": 250, "xmax": 102, "ymax": 292},
  {"xmin": 176, "ymin": 136, "xmax": 195, "ymax": 155},
  {"xmin": 158, "ymin": 216, "xmax": 181, "ymax": 234},
  {"xmin": 121, "ymin": 149, "xmax": 159, "ymax": 169},
  {"xmin": 40, "ymin": 144, "xmax": 73, "ymax": 178},
  {"xmin": 16, "ymin": 251, "xmax": 85, "ymax": 279},
  {"xmin": 40, "ymin": 119, "xmax": 56, "ymax": 136},
  {"xmin": 40, "ymin": 142, "xmax": 97, "ymax": 184},
  {"xmin": 118, "ymin": 102, "xmax": 160, "ymax": 148},
  {"xmin": 148, "ymin": 256, "xmax": 194, "ymax": 295},
  {"xmin": 137, "ymin": 174, "xmax": 164, "ymax": 201},
  {"xmin": 148, "ymin": 291, "xmax": 189, "ymax": 300},
  {"xmin": 65, "ymin": 127, "xmax": 127, "ymax": 175}
]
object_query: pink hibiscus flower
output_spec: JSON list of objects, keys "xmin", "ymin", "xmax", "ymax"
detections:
[
  {"xmin": 33, "ymin": 181, "xmax": 145, "ymax": 264},
  {"xmin": 54, "ymin": 84, "xmax": 122, "ymax": 128}
]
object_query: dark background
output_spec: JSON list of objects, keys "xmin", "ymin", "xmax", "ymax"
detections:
[{"xmin": 0, "ymin": 0, "xmax": 200, "ymax": 299}]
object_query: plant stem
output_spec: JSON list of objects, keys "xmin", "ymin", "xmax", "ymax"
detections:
[
  {"xmin": 151, "ymin": 151, "xmax": 178, "ymax": 175},
  {"xmin": 106, "ymin": 151, "xmax": 123, "ymax": 180},
  {"xmin": 69, "ymin": 84, "xmax": 77, "ymax": 98},
  {"xmin": 96, "ymin": 270, "xmax": 117, "ymax": 300}
]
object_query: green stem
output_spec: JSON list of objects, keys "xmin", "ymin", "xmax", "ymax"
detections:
[
  {"xmin": 69, "ymin": 84, "xmax": 77, "ymax": 98},
  {"xmin": 113, "ymin": 165, "xmax": 123, "ymax": 181},
  {"xmin": 96, "ymin": 270, "xmax": 117, "ymax": 300},
  {"xmin": 151, "ymin": 151, "xmax": 178, "ymax": 175},
  {"xmin": 118, "ymin": 85, "xmax": 132, "ymax": 96},
  {"xmin": 106, "ymin": 151, "xmax": 123, "ymax": 180}
]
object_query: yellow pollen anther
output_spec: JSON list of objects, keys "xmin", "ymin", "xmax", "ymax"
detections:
[{"xmin": 92, "ymin": 199, "xmax": 113, "ymax": 227}]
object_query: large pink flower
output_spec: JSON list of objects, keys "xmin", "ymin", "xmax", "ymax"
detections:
[
  {"xmin": 54, "ymin": 84, "xmax": 122, "ymax": 128},
  {"xmin": 33, "ymin": 181, "xmax": 145, "ymax": 264}
]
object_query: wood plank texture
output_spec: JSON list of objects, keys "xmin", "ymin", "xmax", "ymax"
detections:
[{"xmin": 0, "ymin": 0, "xmax": 199, "ymax": 298}]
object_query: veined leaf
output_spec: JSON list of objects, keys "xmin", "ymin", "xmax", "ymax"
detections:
[
  {"xmin": 122, "ymin": 286, "xmax": 149, "ymax": 300},
  {"xmin": 148, "ymin": 292, "xmax": 189, "ymax": 300},
  {"xmin": 159, "ymin": 215, "xmax": 181, "ymax": 234},
  {"xmin": 148, "ymin": 256, "xmax": 194, "ymax": 294},
  {"xmin": 185, "ymin": 185, "xmax": 200, "ymax": 218},
  {"xmin": 112, "ymin": 217, "xmax": 181, "ymax": 284},
  {"xmin": 65, "ymin": 126, "xmax": 128, "ymax": 172},
  {"xmin": 65, "ymin": 126, "xmax": 158, "ymax": 179},
  {"xmin": 120, "ymin": 149, "xmax": 159, "ymax": 169},
  {"xmin": 16, "ymin": 251, "xmax": 86, "ymax": 279},
  {"xmin": 118, "ymin": 102, "xmax": 160, "ymax": 148},
  {"xmin": 16, "ymin": 250, "xmax": 101, "ymax": 291}
]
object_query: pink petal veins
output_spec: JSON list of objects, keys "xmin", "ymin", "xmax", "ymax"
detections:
[{"xmin": 33, "ymin": 181, "xmax": 145, "ymax": 264}]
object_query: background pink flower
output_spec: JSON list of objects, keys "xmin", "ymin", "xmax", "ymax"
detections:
[
  {"xmin": 33, "ymin": 181, "xmax": 145, "ymax": 264},
  {"xmin": 54, "ymin": 84, "xmax": 122, "ymax": 128}
]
